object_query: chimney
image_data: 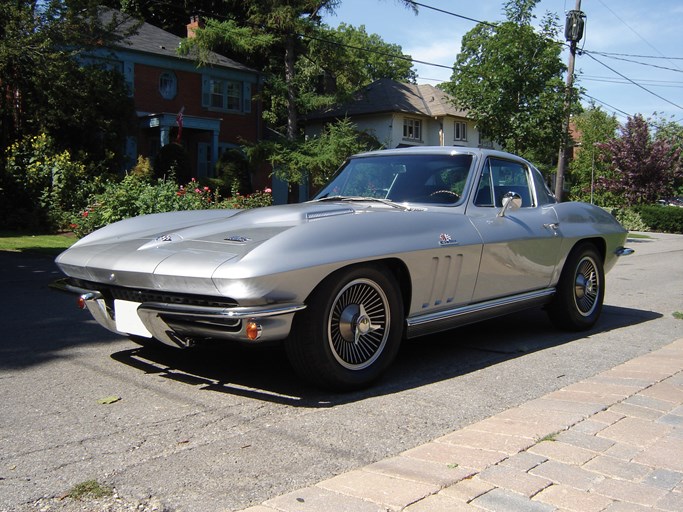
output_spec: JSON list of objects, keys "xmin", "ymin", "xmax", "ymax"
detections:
[{"xmin": 186, "ymin": 16, "xmax": 204, "ymax": 38}]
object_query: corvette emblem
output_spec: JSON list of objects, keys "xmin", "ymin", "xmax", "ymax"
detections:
[
  {"xmin": 225, "ymin": 235, "xmax": 251, "ymax": 243},
  {"xmin": 439, "ymin": 233, "xmax": 457, "ymax": 246}
]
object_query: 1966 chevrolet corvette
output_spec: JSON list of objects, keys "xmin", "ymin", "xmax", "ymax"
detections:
[{"xmin": 53, "ymin": 147, "xmax": 633, "ymax": 390}]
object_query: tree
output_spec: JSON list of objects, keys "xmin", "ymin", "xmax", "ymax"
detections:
[
  {"xmin": 443, "ymin": 0, "xmax": 572, "ymax": 166},
  {"xmin": 298, "ymin": 23, "xmax": 417, "ymax": 103},
  {"xmin": 567, "ymin": 105, "xmax": 619, "ymax": 204},
  {"xmin": 0, "ymin": 0, "xmax": 134, "ymax": 169},
  {"xmin": 182, "ymin": 1, "xmax": 417, "ymax": 140},
  {"xmin": 261, "ymin": 118, "xmax": 381, "ymax": 187},
  {"xmin": 597, "ymin": 114, "xmax": 682, "ymax": 207}
]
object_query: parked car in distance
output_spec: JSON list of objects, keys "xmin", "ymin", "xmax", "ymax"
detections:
[{"xmin": 52, "ymin": 147, "xmax": 633, "ymax": 390}]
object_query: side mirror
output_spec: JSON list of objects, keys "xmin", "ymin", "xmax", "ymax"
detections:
[{"xmin": 498, "ymin": 191, "xmax": 522, "ymax": 217}]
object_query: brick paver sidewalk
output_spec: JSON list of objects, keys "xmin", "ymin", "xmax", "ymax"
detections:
[{"xmin": 239, "ymin": 338, "xmax": 683, "ymax": 512}]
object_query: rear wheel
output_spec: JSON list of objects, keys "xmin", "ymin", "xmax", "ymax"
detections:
[
  {"xmin": 286, "ymin": 265, "xmax": 404, "ymax": 391},
  {"xmin": 547, "ymin": 243, "xmax": 604, "ymax": 331}
]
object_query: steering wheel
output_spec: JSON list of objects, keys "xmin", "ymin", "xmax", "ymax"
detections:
[{"xmin": 429, "ymin": 189, "xmax": 460, "ymax": 201}]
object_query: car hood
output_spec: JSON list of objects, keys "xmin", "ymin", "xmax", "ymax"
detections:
[{"xmin": 55, "ymin": 201, "xmax": 437, "ymax": 292}]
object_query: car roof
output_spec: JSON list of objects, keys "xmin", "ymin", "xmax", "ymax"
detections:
[{"xmin": 350, "ymin": 146, "xmax": 529, "ymax": 164}]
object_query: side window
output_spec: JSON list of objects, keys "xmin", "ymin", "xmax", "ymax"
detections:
[{"xmin": 475, "ymin": 158, "xmax": 534, "ymax": 207}]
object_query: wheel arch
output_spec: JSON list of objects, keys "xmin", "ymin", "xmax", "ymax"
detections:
[
  {"xmin": 570, "ymin": 237, "xmax": 606, "ymax": 263},
  {"xmin": 304, "ymin": 258, "xmax": 412, "ymax": 317}
]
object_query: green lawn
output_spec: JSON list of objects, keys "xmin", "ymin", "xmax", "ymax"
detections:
[{"xmin": 0, "ymin": 231, "xmax": 76, "ymax": 255}]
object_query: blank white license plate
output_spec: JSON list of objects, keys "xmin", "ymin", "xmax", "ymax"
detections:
[{"xmin": 114, "ymin": 299, "xmax": 152, "ymax": 338}]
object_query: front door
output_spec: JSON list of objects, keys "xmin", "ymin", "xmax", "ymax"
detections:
[{"xmin": 467, "ymin": 157, "xmax": 562, "ymax": 302}]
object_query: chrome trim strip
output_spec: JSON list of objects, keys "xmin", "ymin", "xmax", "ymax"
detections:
[
  {"xmin": 137, "ymin": 302, "xmax": 306, "ymax": 319},
  {"xmin": 49, "ymin": 278, "xmax": 103, "ymax": 299},
  {"xmin": 407, "ymin": 288, "xmax": 556, "ymax": 328},
  {"xmin": 616, "ymin": 247, "xmax": 634, "ymax": 256}
]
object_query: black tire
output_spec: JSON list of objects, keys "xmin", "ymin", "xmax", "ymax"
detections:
[
  {"xmin": 286, "ymin": 264, "xmax": 404, "ymax": 391},
  {"xmin": 547, "ymin": 243, "xmax": 605, "ymax": 331}
]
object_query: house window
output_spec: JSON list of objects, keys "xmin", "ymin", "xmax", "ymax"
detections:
[
  {"xmin": 159, "ymin": 72, "xmax": 177, "ymax": 100},
  {"xmin": 454, "ymin": 121, "xmax": 467, "ymax": 141},
  {"xmin": 204, "ymin": 77, "xmax": 242, "ymax": 112},
  {"xmin": 403, "ymin": 118, "xmax": 421, "ymax": 141}
]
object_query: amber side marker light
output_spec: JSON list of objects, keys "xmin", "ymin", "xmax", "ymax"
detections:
[
  {"xmin": 77, "ymin": 293, "xmax": 97, "ymax": 310},
  {"xmin": 246, "ymin": 320, "xmax": 262, "ymax": 341}
]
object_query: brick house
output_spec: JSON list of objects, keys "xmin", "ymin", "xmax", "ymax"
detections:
[{"xmin": 90, "ymin": 9, "xmax": 264, "ymax": 184}]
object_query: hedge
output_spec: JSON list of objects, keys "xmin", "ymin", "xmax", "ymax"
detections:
[{"xmin": 635, "ymin": 205, "xmax": 683, "ymax": 234}]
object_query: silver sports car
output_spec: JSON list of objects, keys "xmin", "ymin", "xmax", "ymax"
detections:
[{"xmin": 53, "ymin": 147, "xmax": 633, "ymax": 390}]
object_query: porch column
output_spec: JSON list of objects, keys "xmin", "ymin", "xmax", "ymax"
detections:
[
  {"xmin": 211, "ymin": 129, "xmax": 219, "ymax": 174},
  {"xmin": 160, "ymin": 126, "xmax": 171, "ymax": 147}
]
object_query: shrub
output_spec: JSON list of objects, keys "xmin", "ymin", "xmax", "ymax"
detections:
[
  {"xmin": 613, "ymin": 208, "xmax": 649, "ymax": 232},
  {"xmin": 212, "ymin": 149, "xmax": 252, "ymax": 195},
  {"xmin": 2, "ymin": 134, "xmax": 101, "ymax": 231},
  {"xmin": 636, "ymin": 205, "xmax": 683, "ymax": 234},
  {"xmin": 71, "ymin": 175, "xmax": 272, "ymax": 237},
  {"xmin": 154, "ymin": 142, "xmax": 192, "ymax": 183}
]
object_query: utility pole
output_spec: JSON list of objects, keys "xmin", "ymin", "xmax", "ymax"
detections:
[{"xmin": 555, "ymin": 0, "xmax": 585, "ymax": 201}]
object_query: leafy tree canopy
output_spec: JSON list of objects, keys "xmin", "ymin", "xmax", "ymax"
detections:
[
  {"xmin": 259, "ymin": 118, "xmax": 381, "ymax": 187},
  {"xmin": 597, "ymin": 114, "xmax": 682, "ymax": 207},
  {"xmin": 0, "ymin": 0, "xmax": 134, "ymax": 170},
  {"xmin": 567, "ymin": 105, "xmax": 619, "ymax": 204},
  {"xmin": 443, "ymin": 0, "xmax": 574, "ymax": 166}
]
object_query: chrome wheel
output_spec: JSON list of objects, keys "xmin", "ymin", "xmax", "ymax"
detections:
[
  {"xmin": 328, "ymin": 278, "xmax": 390, "ymax": 370},
  {"xmin": 573, "ymin": 256, "xmax": 600, "ymax": 316},
  {"xmin": 547, "ymin": 243, "xmax": 604, "ymax": 331}
]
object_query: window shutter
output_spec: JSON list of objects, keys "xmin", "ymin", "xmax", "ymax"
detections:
[
  {"xmin": 201, "ymin": 75, "xmax": 210, "ymax": 107},
  {"xmin": 243, "ymin": 82, "xmax": 252, "ymax": 113}
]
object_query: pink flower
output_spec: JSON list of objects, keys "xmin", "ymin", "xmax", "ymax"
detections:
[
  {"xmin": 203, "ymin": 186, "xmax": 210, "ymax": 192},
  {"xmin": 264, "ymin": 188, "xmax": 272, "ymax": 193}
]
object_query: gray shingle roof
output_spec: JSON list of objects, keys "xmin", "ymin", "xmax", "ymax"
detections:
[
  {"xmin": 306, "ymin": 78, "xmax": 468, "ymax": 119},
  {"xmin": 99, "ymin": 8, "xmax": 256, "ymax": 73}
]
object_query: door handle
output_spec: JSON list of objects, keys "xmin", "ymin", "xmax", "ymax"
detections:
[{"xmin": 544, "ymin": 223, "xmax": 560, "ymax": 236}]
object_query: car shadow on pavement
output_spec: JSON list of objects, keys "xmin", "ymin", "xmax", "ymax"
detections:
[{"xmin": 109, "ymin": 304, "xmax": 660, "ymax": 408}]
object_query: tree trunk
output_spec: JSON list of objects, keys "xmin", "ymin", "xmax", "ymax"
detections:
[{"xmin": 285, "ymin": 35, "xmax": 297, "ymax": 141}]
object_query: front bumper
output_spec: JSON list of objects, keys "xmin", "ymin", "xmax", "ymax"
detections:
[{"xmin": 51, "ymin": 278, "xmax": 306, "ymax": 348}]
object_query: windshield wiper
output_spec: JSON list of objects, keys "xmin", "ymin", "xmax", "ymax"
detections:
[{"xmin": 312, "ymin": 196, "xmax": 419, "ymax": 211}]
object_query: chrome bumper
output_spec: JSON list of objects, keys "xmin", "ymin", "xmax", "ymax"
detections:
[{"xmin": 50, "ymin": 278, "xmax": 306, "ymax": 348}]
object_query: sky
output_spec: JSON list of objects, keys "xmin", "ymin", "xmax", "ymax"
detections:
[{"xmin": 323, "ymin": 0, "xmax": 683, "ymax": 125}]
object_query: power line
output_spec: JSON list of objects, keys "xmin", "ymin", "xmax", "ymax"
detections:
[
  {"xmin": 406, "ymin": 1, "xmax": 496, "ymax": 28},
  {"xmin": 586, "ymin": 50, "xmax": 683, "ymax": 74},
  {"xmin": 596, "ymin": 51, "xmax": 683, "ymax": 61},
  {"xmin": 581, "ymin": 92, "xmax": 631, "ymax": 118},
  {"xmin": 582, "ymin": 51, "xmax": 683, "ymax": 111},
  {"xmin": 581, "ymin": 75, "xmax": 683, "ymax": 88}
]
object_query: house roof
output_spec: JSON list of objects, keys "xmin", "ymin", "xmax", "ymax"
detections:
[
  {"xmin": 99, "ymin": 8, "xmax": 256, "ymax": 73},
  {"xmin": 306, "ymin": 78, "xmax": 469, "ymax": 120}
]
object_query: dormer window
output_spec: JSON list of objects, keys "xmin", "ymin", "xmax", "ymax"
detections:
[{"xmin": 159, "ymin": 71, "xmax": 177, "ymax": 100}]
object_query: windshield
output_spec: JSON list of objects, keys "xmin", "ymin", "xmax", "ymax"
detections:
[{"xmin": 315, "ymin": 154, "xmax": 474, "ymax": 205}]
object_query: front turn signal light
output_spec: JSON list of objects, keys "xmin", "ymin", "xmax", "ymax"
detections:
[{"xmin": 246, "ymin": 320, "xmax": 262, "ymax": 341}]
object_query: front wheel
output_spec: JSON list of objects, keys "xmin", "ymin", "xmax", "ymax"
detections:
[
  {"xmin": 286, "ymin": 265, "xmax": 404, "ymax": 391},
  {"xmin": 547, "ymin": 243, "xmax": 605, "ymax": 331}
]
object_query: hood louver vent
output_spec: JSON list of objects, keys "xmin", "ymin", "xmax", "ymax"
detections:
[{"xmin": 306, "ymin": 208, "xmax": 355, "ymax": 221}]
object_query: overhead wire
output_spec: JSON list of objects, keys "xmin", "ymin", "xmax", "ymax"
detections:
[{"xmin": 177, "ymin": 0, "xmax": 683, "ymax": 119}]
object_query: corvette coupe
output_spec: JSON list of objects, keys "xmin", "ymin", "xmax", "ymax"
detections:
[{"xmin": 53, "ymin": 147, "xmax": 632, "ymax": 390}]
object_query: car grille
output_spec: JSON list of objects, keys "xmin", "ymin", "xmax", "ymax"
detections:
[{"xmin": 74, "ymin": 279, "xmax": 238, "ymax": 308}]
